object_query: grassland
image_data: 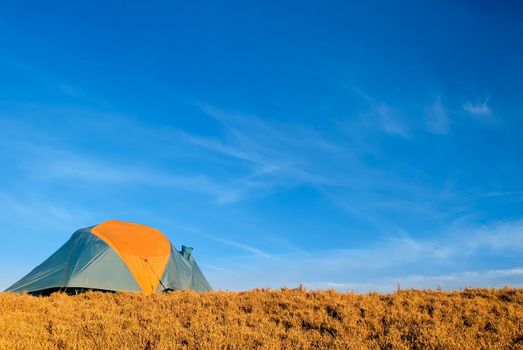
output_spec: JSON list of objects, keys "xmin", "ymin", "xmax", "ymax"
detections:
[{"xmin": 0, "ymin": 288, "xmax": 521, "ymax": 349}]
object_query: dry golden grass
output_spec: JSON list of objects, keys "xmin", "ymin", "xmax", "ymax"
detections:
[{"xmin": 0, "ymin": 288, "xmax": 521, "ymax": 349}]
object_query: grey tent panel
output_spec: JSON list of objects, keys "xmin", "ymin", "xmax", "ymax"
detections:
[
  {"xmin": 6, "ymin": 228, "xmax": 139, "ymax": 293},
  {"xmin": 6, "ymin": 229, "xmax": 92, "ymax": 293},
  {"xmin": 190, "ymin": 257, "xmax": 212, "ymax": 291},
  {"xmin": 159, "ymin": 248, "xmax": 192, "ymax": 291},
  {"xmin": 158, "ymin": 246, "xmax": 212, "ymax": 292},
  {"xmin": 68, "ymin": 244, "xmax": 140, "ymax": 292}
]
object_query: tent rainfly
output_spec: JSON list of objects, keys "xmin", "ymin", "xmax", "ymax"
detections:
[{"xmin": 6, "ymin": 220, "xmax": 212, "ymax": 295}]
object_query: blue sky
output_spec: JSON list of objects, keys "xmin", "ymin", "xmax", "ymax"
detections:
[{"xmin": 1, "ymin": 1, "xmax": 522, "ymax": 292}]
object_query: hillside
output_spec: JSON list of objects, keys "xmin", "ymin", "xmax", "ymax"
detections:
[{"xmin": 0, "ymin": 288, "xmax": 521, "ymax": 349}]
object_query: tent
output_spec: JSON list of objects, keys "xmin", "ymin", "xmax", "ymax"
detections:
[{"xmin": 6, "ymin": 220, "xmax": 212, "ymax": 295}]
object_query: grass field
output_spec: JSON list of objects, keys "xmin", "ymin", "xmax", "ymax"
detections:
[{"xmin": 0, "ymin": 288, "xmax": 521, "ymax": 349}]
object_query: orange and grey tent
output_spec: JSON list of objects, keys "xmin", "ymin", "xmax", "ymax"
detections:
[{"xmin": 6, "ymin": 220, "xmax": 212, "ymax": 294}]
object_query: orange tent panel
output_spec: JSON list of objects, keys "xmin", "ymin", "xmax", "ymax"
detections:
[{"xmin": 91, "ymin": 220, "xmax": 171, "ymax": 294}]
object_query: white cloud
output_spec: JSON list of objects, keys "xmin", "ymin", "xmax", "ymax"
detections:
[
  {"xmin": 425, "ymin": 97, "xmax": 449, "ymax": 134},
  {"xmin": 477, "ymin": 191, "xmax": 523, "ymax": 198},
  {"xmin": 10, "ymin": 141, "xmax": 246, "ymax": 204},
  {"xmin": 205, "ymin": 218, "xmax": 523, "ymax": 291},
  {"xmin": 0, "ymin": 109, "xmax": 358, "ymax": 209},
  {"xmin": 303, "ymin": 268, "xmax": 523, "ymax": 293},
  {"xmin": 162, "ymin": 220, "xmax": 275, "ymax": 260},
  {"xmin": 1, "ymin": 104, "xmax": 453, "ymax": 216},
  {"xmin": 463, "ymin": 100, "xmax": 492, "ymax": 117},
  {"xmin": 0, "ymin": 192, "xmax": 93, "ymax": 231},
  {"xmin": 346, "ymin": 87, "xmax": 411, "ymax": 137},
  {"xmin": 375, "ymin": 104, "xmax": 410, "ymax": 137}
]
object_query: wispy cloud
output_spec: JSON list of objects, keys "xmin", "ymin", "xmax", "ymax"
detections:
[
  {"xmin": 476, "ymin": 190, "xmax": 523, "ymax": 198},
  {"xmin": 25, "ymin": 146, "xmax": 242, "ymax": 204},
  {"xmin": 204, "ymin": 236, "xmax": 274, "ymax": 259},
  {"xmin": 0, "ymin": 56, "xmax": 89, "ymax": 102},
  {"xmin": 0, "ymin": 104, "xmax": 470, "ymax": 240},
  {"xmin": 1, "ymin": 109, "xmax": 345, "ymax": 206},
  {"xmin": 463, "ymin": 99, "xmax": 492, "ymax": 117},
  {"xmin": 206, "ymin": 218, "xmax": 523, "ymax": 290},
  {"xmin": 425, "ymin": 97, "xmax": 449, "ymax": 134},
  {"xmin": 349, "ymin": 88, "xmax": 410, "ymax": 137},
  {"xmin": 0, "ymin": 192, "xmax": 93, "ymax": 232},
  {"xmin": 154, "ymin": 219, "xmax": 275, "ymax": 259},
  {"xmin": 303, "ymin": 268, "xmax": 523, "ymax": 293},
  {"xmin": 374, "ymin": 104, "xmax": 410, "ymax": 137},
  {"xmin": 194, "ymin": 104, "xmax": 442, "ymax": 199},
  {"xmin": 177, "ymin": 105, "xmax": 351, "ymax": 191}
]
